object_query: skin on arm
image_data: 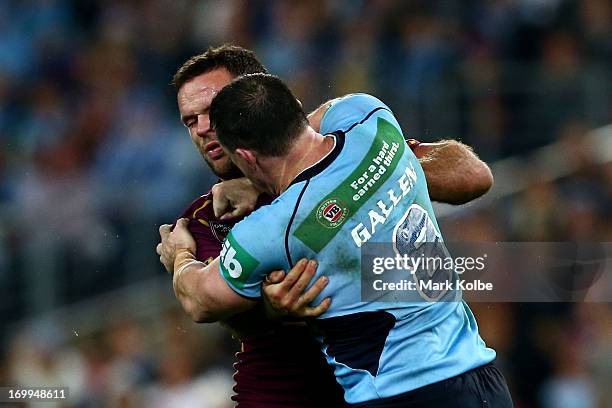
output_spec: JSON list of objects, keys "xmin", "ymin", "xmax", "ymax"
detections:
[
  {"xmin": 159, "ymin": 218, "xmax": 256, "ymax": 323},
  {"xmin": 413, "ymin": 140, "xmax": 493, "ymax": 205}
]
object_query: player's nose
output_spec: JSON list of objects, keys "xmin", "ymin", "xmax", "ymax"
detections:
[{"xmin": 195, "ymin": 114, "xmax": 212, "ymax": 137}]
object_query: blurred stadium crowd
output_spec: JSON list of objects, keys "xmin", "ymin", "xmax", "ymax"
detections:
[{"xmin": 0, "ymin": 0, "xmax": 610, "ymax": 407}]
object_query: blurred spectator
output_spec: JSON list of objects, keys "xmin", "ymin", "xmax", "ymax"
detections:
[{"xmin": 140, "ymin": 346, "xmax": 233, "ymax": 408}]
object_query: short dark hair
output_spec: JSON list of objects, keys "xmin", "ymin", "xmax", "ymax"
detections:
[
  {"xmin": 172, "ymin": 44, "xmax": 268, "ymax": 91},
  {"xmin": 210, "ymin": 74, "xmax": 307, "ymax": 156}
]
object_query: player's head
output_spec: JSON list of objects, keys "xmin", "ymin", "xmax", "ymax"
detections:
[
  {"xmin": 210, "ymin": 73, "xmax": 307, "ymax": 189},
  {"xmin": 173, "ymin": 45, "xmax": 268, "ymax": 179}
]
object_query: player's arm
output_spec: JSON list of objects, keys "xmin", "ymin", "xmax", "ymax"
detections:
[
  {"xmin": 163, "ymin": 219, "xmax": 256, "ymax": 323},
  {"xmin": 412, "ymin": 140, "xmax": 493, "ymax": 204},
  {"xmin": 160, "ymin": 218, "xmax": 330, "ymax": 321}
]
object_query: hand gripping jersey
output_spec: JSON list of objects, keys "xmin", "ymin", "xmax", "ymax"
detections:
[{"xmin": 219, "ymin": 94, "xmax": 496, "ymax": 404}]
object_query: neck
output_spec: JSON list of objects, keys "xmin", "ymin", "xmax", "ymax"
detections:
[{"xmin": 263, "ymin": 127, "xmax": 335, "ymax": 195}]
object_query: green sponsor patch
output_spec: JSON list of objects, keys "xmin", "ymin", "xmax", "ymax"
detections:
[
  {"xmin": 294, "ymin": 117, "xmax": 405, "ymax": 252},
  {"xmin": 220, "ymin": 232, "xmax": 260, "ymax": 289}
]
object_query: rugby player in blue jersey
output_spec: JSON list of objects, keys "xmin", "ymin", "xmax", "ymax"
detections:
[{"xmin": 164, "ymin": 73, "xmax": 513, "ymax": 406}]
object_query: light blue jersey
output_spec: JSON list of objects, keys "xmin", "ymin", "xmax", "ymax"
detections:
[{"xmin": 219, "ymin": 94, "xmax": 495, "ymax": 404}]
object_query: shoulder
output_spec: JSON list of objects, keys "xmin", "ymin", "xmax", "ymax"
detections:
[
  {"xmin": 224, "ymin": 186, "xmax": 307, "ymax": 265},
  {"xmin": 320, "ymin": 93, "xmax": 393, "ymax": 134},
  {"xmin": 229, "ymin": 192, "xmax": 298, "ymax": 241},
  {"xmin": 330, "ymin": 93, "xmax": 390, "ymax": 115},
  {"xmin": 179, "ymin": 191, "xmax": 213, "ymax": 220}
]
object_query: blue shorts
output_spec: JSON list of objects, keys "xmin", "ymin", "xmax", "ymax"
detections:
[{"xmin": 353, "ymin": 363, "xmax": 513, "ymax": 408}]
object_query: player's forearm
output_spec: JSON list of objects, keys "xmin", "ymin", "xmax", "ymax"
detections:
[
  {"xmin": 173, "ymin": 250, "xmax": 226, "ymax": 323},
  {"xmin": 415, "ymin": 140, "xmax": 493, "ymax": 204}
]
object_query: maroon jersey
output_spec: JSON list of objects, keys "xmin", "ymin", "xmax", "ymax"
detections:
[{"xmin": 178, "ymin": 190, "xmax": 347, "ymax": 407}]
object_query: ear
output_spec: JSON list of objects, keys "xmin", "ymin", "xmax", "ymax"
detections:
[{"xmin": 234, "ymin": 148, "xmax": 258, "ymax": 168}]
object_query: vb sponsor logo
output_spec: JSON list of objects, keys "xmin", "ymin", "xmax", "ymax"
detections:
[{"xmin": 316, "ymin": 198, "xmax": 349, "ymax": 228}]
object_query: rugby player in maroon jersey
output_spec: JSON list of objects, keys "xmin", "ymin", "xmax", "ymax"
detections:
[{"xmin": 156, "ymin": 45, "xmax": 493, "ymax": 407}]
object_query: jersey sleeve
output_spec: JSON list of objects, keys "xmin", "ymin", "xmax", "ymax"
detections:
[
  {"xmin": 320, "ymin": 93, "xmax": 393, "ymax": 134},
  {"xmin": 218, "ymin": 207, "xmax": 286, "ymax": 298}
]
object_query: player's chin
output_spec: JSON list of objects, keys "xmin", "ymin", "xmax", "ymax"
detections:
[
  {"xmin": 210, "ymin": 157, "xmax": 243, "ymax": 179},
  {"xmin": 203, "ymin": 152, "xmax": 225, "ymax": 167},
  {"xmin": 209, "ymin": 155, "xmax": 228, "ymax": 169}
]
